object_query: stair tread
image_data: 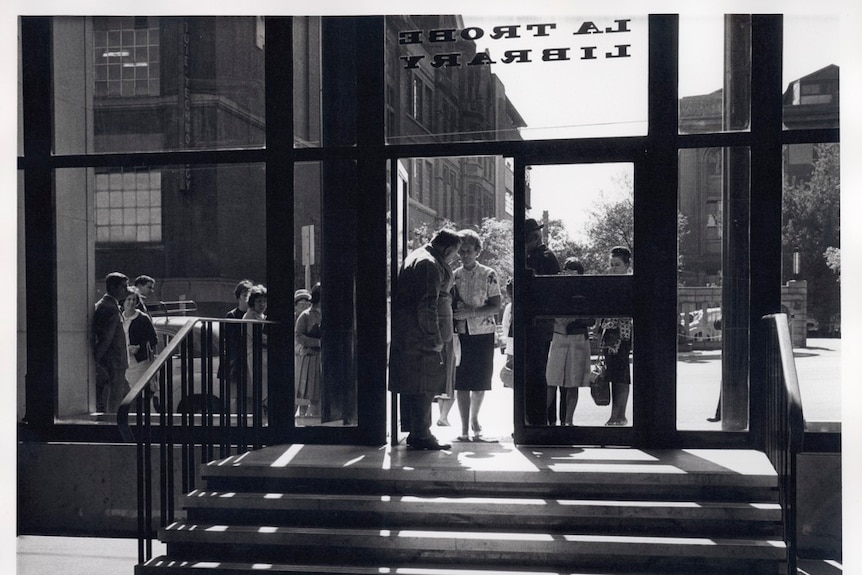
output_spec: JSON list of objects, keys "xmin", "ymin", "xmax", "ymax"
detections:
[
  {"xmin": 142, "ymin": 555, "xmax": 773, "ymax": 574},
  {"xmin": 201, "ymin": 446, "xmax": 778, "ymax": 488},
  {"xmin": 161, "ymin": 522, "xmax": 787, "ymax": 558},
  {"xmin": 183, "ymin": 490, "xmax": 782, "ymax": 520}
]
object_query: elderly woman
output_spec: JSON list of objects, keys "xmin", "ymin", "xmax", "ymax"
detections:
[{"xmin": 452, "ymin": 229, "xmax": 502, "ymax": 442}]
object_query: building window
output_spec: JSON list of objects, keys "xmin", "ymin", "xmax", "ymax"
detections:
[
  {"xmin": 410, "ymin": 75, "xmax": 434, "ymax": 129},
  {"xmin": 94, "ymin": 16, "xmax": 161, "ymax": 98},
  {"xmin": 95, "ymin": 167, "xmax": 162, "ymax": 243}
]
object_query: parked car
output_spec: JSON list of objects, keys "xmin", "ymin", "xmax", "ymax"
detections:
[{"xmin": 681, "ymin": 307, "xmax": 722, "ymax": 342}]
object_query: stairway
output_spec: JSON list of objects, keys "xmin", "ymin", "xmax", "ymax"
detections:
[{"xmin": 137, "ymin": 444, "xmax": 787, "ymax": 574}]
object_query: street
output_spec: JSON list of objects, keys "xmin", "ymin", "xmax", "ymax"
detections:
[{"xmin": 430, "ymin": 338, "xmax": 842, "ymax": 441}]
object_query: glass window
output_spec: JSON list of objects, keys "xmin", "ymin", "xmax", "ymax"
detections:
[
  {"xmin": 782, "ymin": 15, "xmax": 839, "ymax": 130},
  {"xmin": 677, "ymin": 147, "xmax": 753, "ymax": 432},
  {"xmin": 677, "ymin": 148, "xmax": 725, "ymax": 430},
  {"xmin": 93, "ymin": 17, "xmax": 161, "ymax": 98},
  {"xmin": 293, "ymin": 17, "xmax": 322, "ymax": 148},
  {"xmin": 95, "ymin": 167, "xmax": 162, "ymax": 243},
  {"xmin": 53, "ymin": 16, "xmax": 266, "ymax": 155},
  {"xmin": 386, "ymin": 15, "xmax": 648, "ymax": 144},
  {"xmin": 679, "ymin": 15, "xmax": 751, "ymax": 134},
  {"xmin": 782, "ymin": 143, "xmax": 840, "ymax": 424},
  {"xmin": 525, "ymin": 163, "xmax": 634, "ymax": 276},
  {"xmin": 54, "ymin": 163, "xmax": 266, "ymax": 421}
]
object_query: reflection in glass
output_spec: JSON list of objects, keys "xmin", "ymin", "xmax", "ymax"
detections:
[
  {"xmin": 525, "ymin": 163, "xmax": 634, "ymax": 275},
  {"xmin": 782, "ymin": 144, "xmax": 841, "ymax": 423},
  {"xmin": 385, "ymin": 15, "xmax": 648, "ymax": 144},
  {"xmin": 53, "ymin": 16, "xmax": 266, "ymax": 155}
]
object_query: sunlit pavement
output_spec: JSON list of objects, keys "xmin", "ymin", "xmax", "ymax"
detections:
[{"xmin": 430, "ymin": 338, "xmax": 841, "ymax": 442}]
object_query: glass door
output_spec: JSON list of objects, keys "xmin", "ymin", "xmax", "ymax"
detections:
[{"xmin": 513, "ymin": 161, "xmax": 639, "ymax": 445}]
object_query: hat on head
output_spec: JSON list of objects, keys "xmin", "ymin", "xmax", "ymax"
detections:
[
  {"xmin": 294, "ymin": 289, "xmax": 311, "ymax": 303},
  {"xmin": 525, "ymin": 218, "xmax": 544, "ymax": 234}
]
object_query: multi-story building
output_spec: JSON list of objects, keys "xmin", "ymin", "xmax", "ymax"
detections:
[{"xmin": 92, "ymin": 15, "xmax": 523, "ymax": 317}]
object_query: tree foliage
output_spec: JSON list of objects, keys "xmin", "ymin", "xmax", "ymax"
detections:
[{"xmin": 782, "ymin": 143, "xmax": 840, "ymax": 325}]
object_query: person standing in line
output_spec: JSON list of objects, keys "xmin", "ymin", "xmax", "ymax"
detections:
[
  {"xmin": 452, "ymin": 229, "xmax": 502, "ymax": 442},
  {"xmin": 389, "ymin": 228, "xmax": 462, "ymax": 450},
  {"xmin": 499, "ymin": 278, "xmax": 515, "ymax": 389},
  {"xmin": 243, "ymin": 284, "xmax": 268, "ymax": 412},
  {"xmin": 524, "ymin": 218, "xmax": 561, "ymax": 426},
  {"xmin": 121, "ymin": 288, "xmax": 159, "ymax": 408},
  {"xmin": 222, "ymin": 279, "xmax": 254, "ymax": 412},
  {"xmin": 545, "ymin": 258, "xmax": 594, "ymax": 426},
  {"xmin": 93, "ymin": 272, "xmax": 130, "ymax": 413},
  {"xmin": 133, "ymin": 275, "xmax": 156, "ymax": 314},
  {"xmin": 293, "ymin": 288, "xmax": 313, "ymax": 416},
  {"xmin": 295, "ymin": 284, "xmax": 322, "ymax": 418},
  {"xmin": 599, "ymin": 246, "xmax": 633, "ymax": 426}
]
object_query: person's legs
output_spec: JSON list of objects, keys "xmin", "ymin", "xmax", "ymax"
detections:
[
  {"xmin": 404, "ymin": 392, "xmax": 449, "ymax": 449},
  {"xmin": 609, "ymin": 382, "xmax": 629, "ymax": 424},
  {"xmin": 564, "ymin": 387, "xmax": 579, "ymax": 425},
  {"xmin": 546, "ymin": 386, "xmax": 558, "ymax": 425},
  {"xmin": 437, "ymin": 396, "xmax": 455, "ymax": 426},
  {"xmin": 469, "ymin": 390, "xmax": 485, "ymax": 434},
  {"xmin": 456, "ymin": 390, "xmax": 471, "ymax": 438},
  {"xmin": 546, "ymin": 387, "xmax": 558, "ymax": 425}
]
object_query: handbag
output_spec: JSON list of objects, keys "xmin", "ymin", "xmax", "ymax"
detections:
[
  {"xmin": 589, "ymin": 354, "xmax": 611, "ymax": 406},
  {"xmin": 499, "ymin": 356, "xmax": 513, "ymax": 388}
]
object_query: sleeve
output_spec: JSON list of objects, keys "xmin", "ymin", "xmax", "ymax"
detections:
[
  {"xmin": 501, "ymin": 303, "xmax": 512, "ymax": 334},
  {"xmin": 486, "ymin": 269, "xmax": 502, "ymax": 299},
  {"xmin": 93, "ymin": 306, "xmax": 119, "ymax": 363},
  {"xmin": 415, "ymin": 259, "xmax": 443, "ymax": 348}
]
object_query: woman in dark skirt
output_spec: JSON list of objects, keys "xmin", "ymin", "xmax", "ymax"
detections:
[{"xmin": 452, "ymin": 229, "xmax": 502, "ymax": 442}]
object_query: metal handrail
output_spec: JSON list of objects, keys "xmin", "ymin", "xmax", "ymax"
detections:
[
  {"xmin": 761, "ymin": 313, "xmax": 804, "ymax": 575},
  {"xmin": 117, "ymin": 316, "xmax": 272, "ymax": 565}
]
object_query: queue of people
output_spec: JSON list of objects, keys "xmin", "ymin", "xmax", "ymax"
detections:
[
  {"xmin": 93, "ymin": 221, "xmax": 631, "ymax": 432},
  {"xmin": 92, "ymin": 272, "xmax": 159, "ymax": 414}
]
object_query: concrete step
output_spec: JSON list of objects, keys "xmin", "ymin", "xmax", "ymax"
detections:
[
  {"xmin": 139, "ymin": 557, "xmax": 786, "ymax": 575},
  {"xmin": 159, "ymin": 522, "xmax": 786, "ymax": 572},
  {"xmin": 200, "ymin": 450, "xmax": 779, "ymax": 501},
  {"xmin": 182, "ymin": 490, "xmax": 783, "ymax": 536}
]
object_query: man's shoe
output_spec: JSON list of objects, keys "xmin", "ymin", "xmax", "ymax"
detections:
[{"xmin": 409, "ymin": 436, "xmax": 451, "ymax": 450}]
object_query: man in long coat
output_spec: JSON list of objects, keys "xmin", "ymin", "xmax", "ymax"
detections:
[
  {"xmin": 93, "ymin": 272, "xmax": 130, "ymax": 413},
  {"xmin": 389, "ymin": 228, "xmax": 461, "ymax": 450}
]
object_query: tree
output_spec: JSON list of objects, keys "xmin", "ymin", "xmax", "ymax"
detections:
[
  {"xmin": 782, "ymin": 143, "xmax": 840, "ymax": 330},
  {"xmin": 477, "ymin": 217, "xmax": 514, "ymax": 286}
]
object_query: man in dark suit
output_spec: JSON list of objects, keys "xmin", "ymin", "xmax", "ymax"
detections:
[
  {"xmin": 93, "ymin": 272, "xmax": 130, "ymax": 413},
  {"xmin": 524, "ymin": 218, "xmax": 562, "ymax": 426}
]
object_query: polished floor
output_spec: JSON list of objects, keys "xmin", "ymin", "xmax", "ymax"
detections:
[{"xmin": 14, "ymin": 535, "xmax": 842, "ymax": 575}]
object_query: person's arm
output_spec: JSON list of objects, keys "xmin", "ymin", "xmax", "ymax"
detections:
[
  {"xmin": 416, "ymin": 260, "xmax": 443, "ymax": 352},
  {"xmin": 294, "ymin": 311, "xmax": 320, "ymax": 347},
  {"xmin": 93, "ymin": 306, "xmax": 119, "ymax": 363}
]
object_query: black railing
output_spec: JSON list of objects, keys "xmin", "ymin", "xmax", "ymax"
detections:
[
  {"xmin": 117, "ymin": 317, "xmax": 271, "ymax": 564},
  {"xmin": 761, "ymin": 313, "xmax": 804, "ymax": 575}
]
